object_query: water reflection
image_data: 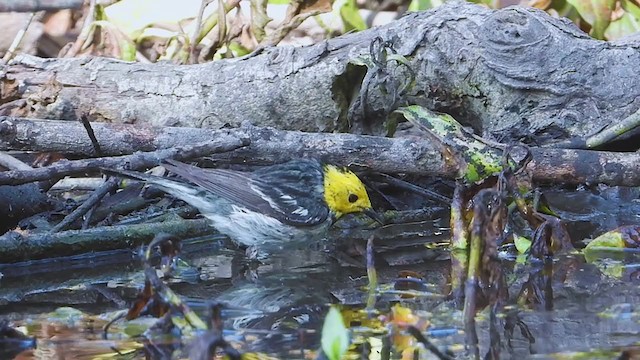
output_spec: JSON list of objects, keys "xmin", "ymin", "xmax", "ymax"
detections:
[{"xmin": 0, "ymin": 197, "xmax": 639, "ymax": 359}]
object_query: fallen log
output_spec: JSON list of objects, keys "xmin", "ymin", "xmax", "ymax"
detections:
[
  {"xmin": 0, "ymin": 117, "xmax": 449, "ymax": 184},
  {"xmin": 0, "ymin": 121, "xmax": 250, "ymax": 185},
  {"xmin": 2, "ymin": 2, "xmax": 639, "ymax": 145},
  {"xmin": 1, "ymin": 117, "xmax": 640, "ymax": 186}
]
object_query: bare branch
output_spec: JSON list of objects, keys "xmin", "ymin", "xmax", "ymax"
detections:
[{"xmin": 0, "ymin": 0, "xmax": 83, "ymax": 12}]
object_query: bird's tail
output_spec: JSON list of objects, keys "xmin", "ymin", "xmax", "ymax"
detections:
[{"xmin": 103, "ymin": 167, "xmax": 201, "ymax": 201}]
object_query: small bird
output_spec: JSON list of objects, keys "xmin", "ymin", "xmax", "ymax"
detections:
[{"xmin": 112, "ymin": 159, "xmax": 382, "ymax": 252}]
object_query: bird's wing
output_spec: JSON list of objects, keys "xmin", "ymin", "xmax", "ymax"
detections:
[{"xmin": 162, "ymin": 160, "xmax": 329, "ymax": 226}]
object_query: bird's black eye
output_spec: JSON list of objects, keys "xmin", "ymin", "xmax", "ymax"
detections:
[{"xmin": 348, "ymin": 194, "xmax": 359, "ymax": 203}]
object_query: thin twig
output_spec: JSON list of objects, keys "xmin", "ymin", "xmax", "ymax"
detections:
[
  {"xmin": 586, "ymin": 106, "xmax": 640, "ymax": 148},
  {"xmin": 365, "ymin": 235, "xmax": 377, "ymax": 311},
  {"xmin": 1, "ymin": 13, "xmax": 36, "ymax": 65},
  {"xmin": 406, "ymin": 326, "xmax": 454, "ymax": 360},
  {"xmin": 81, "ymin": 204, "xmax": 97, "ymax": 229},
  {"xmin": 63, "ymin": 0, "xmax": 97, "ymax": 58},
  {"xmin": 50, "ymin": 177, "xmax": 105, "ymax": 191},
  {"xmin": 190, "ymin": 0, "xmax": 210, "ymax": 64},
  {"xmin": 0, "ymin": 0, "xmax": 83, "ymax": 12},
  {"xmin": 196, "ymin": 0, "xmax": 241, "ymax": 60},
  {"xmin": 0, "ymin": 152, "xmax": 32, "ymax": 171},
  {"xmin": 0, "ymin": 136, "xmax": 249, "ymax": 186},
  {"xmin": 80, "ymin": 115, "xmax": 103, "ymax": 155},
  {"xmin": 374, "ymin": 173, "xmax": 451, "ymax": 205},
  {"xmin": 49, "ymin": 177, "xmax": 119, "ymax": 233}
]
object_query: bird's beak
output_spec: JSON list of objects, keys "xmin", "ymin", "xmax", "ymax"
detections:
[{"xmin": 364, "ymin": 208, "xmax": 385, "ymax": 225}]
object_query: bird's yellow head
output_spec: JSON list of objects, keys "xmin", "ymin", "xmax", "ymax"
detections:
[{"xmin": 322, "ymin": 164, "xmax": 373, "ymax": 218}]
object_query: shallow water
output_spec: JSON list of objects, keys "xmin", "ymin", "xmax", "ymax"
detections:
[{"xmin": 0, "ymin": 187, "xmax": 639, "ymax": 359}]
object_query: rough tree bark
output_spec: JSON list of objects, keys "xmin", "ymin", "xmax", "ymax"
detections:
[
  {"xmin": 2, "ymin": 117, "xmax": 640, "ymax": 186},
  {"xmin": 1, "ymin": 1, "xmax": 638, "ymax": 143}
]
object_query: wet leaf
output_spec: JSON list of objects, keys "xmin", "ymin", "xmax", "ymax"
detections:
[
  {"xmin": 514, "ymin": 235, "xmax": 532, "ymax": 254},
  {"xmin": 586, "ymin": 225, "xmax": 640, "ymax": 250},
  {"xmin": 586, "ymin": 231, "xmax": 627, "ymax": 249},
  {"xmin": 530, "ymin": 215, "xmax": 573, "ymax": 258},
  {"xmin": 594, "ymin": 259, "xmax": 625, "ymax": 278},
  {"xmin": 450, "ymin": 184, "xmax": 469, "ymax": 249},
  {"xmin": 321, "ymin": 307, "xmax": 349, "ymax": 360}
]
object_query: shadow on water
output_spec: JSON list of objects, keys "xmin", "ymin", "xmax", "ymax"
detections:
[{"xmin": 0, "ymin": 187, "xmax": 639, "ymax": 359}]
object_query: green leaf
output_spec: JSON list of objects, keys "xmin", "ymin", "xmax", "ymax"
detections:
[
  {"xmin": 228, "ymin": 42, "xmax": 251, "ymax": 57},
  {"xmin": 339, "ymin": 0, "xmax": 367, "ymax": 32},
  {"xmin": 321, "ymin": 307, "xmax": 349, "ymax": 360},
  {"xmin": 514, "ymin": 235, "xmax": 532, "ymax": 254},
  {"xmin": 622, "ymin": 0, "xmax": 640, "ymax": 18},
  {"xmin": 408, "ymin": 0, "xmax": 443, "ymax": 11},
  {"xmin": 565, "ymin": 0, "xmax": 615, "ymax": 39},
  {"xmin": 604, "ymin": 2, "xmax": 640, "ymax": 40},
  {"xmin": 585, "ymin": 231, "xmax": 626, "ymax": 250}
]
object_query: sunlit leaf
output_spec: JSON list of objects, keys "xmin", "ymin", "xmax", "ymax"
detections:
[
  {"xmin": 105, "ymin": 0, "xmax": 211, "ymax": 38},
  {"xmin": 408, "ymin": 0, "xmax": 444, "ymax": 11},
  {"xmin": 338, "ymin": 0, "xmax": 367, "ymax": 32},
  {"xmin": 321, "ymin": 307, "xmax": 349, "ymax": 360},
  {"xmin": 604, "ymin": 5, "xmax": 640, "ymax": 40},
  {"xmin": 566, "ymin": 0, "xmax": 615, "ymax": 39},
  {"xmin": 228, "ymin": 42, "xmax": 252, "ymax": 57},
  {"xmin": 623, "ymin": 0, "xmax": 640, "ymax": 17}
]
